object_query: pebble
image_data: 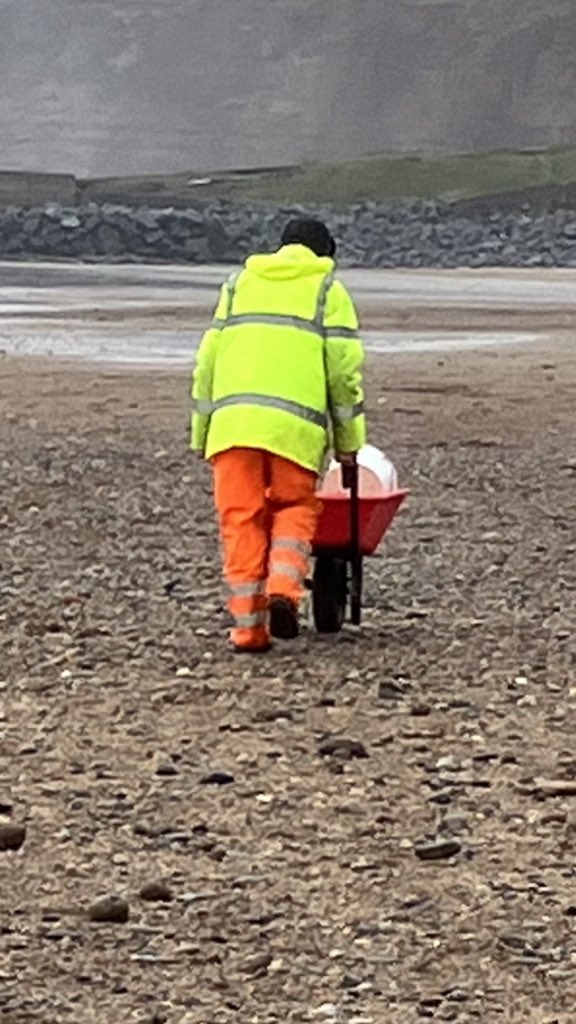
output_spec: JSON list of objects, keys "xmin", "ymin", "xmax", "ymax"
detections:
[
  {"xmin": 88, "ymin": 896, "xmax": 130, "ymax": 924},
  {"xmin": 0, "ymin": 823, "xmax": 26, "ymax": 851},
  {"xmin": 240, "ymin": 952, "xmax": 273, "ymax": 975},
  {"xmin": 317, "ymin": 737, "xmax": 369, "ymax": 760},
  {"xmin": 414, "ymin": 838, "xmax": 462, "ymax": 861},
  {"xmin": 199, "ymin": 770, "xmax": 235, "ymax": 785},
  {"xmin": 445, "ymin": 988, "xmax": 470, "ymax": 1002},
  {"xmin": 139, "ymin": 881, "xmax": 174, "ymax": 903},
  {"xmin": 377, "ymin": 680, "xmax": 407, "ymax": 700},
  {"xmin": 428, "ymin": 789, "xmax": 453, "ymax": 805},
  {"xmin": 536, "ymin": 779, "xmax": 576, "ymax": 797},
  {"xmin": 410, "ymin": 703, "xmax": 432, "ymax": 716},
  {"xmin": 435, "ymin": 755, "xmax": 461, "ymax": 771},
  {"xmin": 312, "ymin": 1004, "xmax": 337, "ymax": 1018},
  {"xmin": 154, "ymin": 759, "xmax": 179, "ymax": 777},
  {"xmin": 441, "ymin": 813, "xmax": 469, "ymax": 834}
]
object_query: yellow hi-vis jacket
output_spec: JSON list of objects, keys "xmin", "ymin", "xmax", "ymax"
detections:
[{"xmin": 191, "ymin": 243, "xmax": 366, "ymax": 473}]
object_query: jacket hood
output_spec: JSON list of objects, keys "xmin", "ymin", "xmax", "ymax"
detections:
[{"xmin": 245, "ymin": 244, "xmax": 335, "ymax": 281}]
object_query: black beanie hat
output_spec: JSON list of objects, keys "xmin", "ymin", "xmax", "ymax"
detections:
[{"xmin": 281, "ymin": 218, "xmax": 336, "ymax": 258}]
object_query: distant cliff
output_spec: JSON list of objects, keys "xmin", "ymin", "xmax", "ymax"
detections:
[{"xmin": 1, "ymin": 0, "xmax": 575, "ymax": 178}]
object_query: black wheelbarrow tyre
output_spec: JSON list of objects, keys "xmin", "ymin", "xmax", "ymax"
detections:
[{"xmin": 312, "ymin": 556, "xmax": 347, "ymax": 633}]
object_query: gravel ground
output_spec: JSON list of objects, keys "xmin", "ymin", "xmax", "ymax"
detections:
[{"xmin": 1, "ymin": 340, "xmax": 575, "ymax": 1024}]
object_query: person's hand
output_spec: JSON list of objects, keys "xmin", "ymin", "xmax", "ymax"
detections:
[{"xmin": 335, "ymin": 451, "xmax": 357, "ymax": 466}]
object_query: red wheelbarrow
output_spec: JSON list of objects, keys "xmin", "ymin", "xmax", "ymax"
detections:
[{"xmin": 309, "ymin": 462, "xmax": 408, "ymax": 632}]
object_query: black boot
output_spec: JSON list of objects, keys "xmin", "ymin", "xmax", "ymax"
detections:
[{"xmin": 268, "ymin": 595, "xmax": 299, "ymax": 640}]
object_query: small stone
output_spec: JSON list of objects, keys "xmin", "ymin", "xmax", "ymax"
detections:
[
  {"xmin": 139, "ymin": 881, "xmax": 174, "ymax": 903},
  {"xmin": 318, "ymin": 737, "xmax": 369, "ymax": 760},
  {"xmin": 154, "ymin": 759, "xmax": 179, "ymax": 777},
  {"xmin": 378, "ymin": 680, "xmax": 406, "ymax": 700},
  {"xmin": 240, "ymin": 952, "xmax": 273, "ymax": 975},
  {"xmin": 498, "ymin": 932, "xmax": 528, "ymax": 951},
  {"xmin": 536, "ymin": 779, "xmax": 576, "ymax": 797},
  {"xmin": 253, "ymin": 706, "xmax": 294, "ymax": 722},
  {"xmin": 88, "ymin": 896, "xmax": 130, "ymax": 924},
  {"xmin": 428, "ymin": 789, "xmax": 453, "ymax": 805},
  {"xmin": 441, "ymin": 814, "xmax": 469, "ymax": 834},
  {"xmin": 313, "ymin": 1004, "xmax": 337, "ymax": 1018},
  {"xmin": 199, "ymin": 771, "xmax": 235, "ymax": 785},
  {"xmin": 0, "ymin": 823, "xmax": 26, "ymax": 851},
  {"xmin": 444, "ymin": 988, "xmax": 470, "ymax": 1002},
  {"xmin": 175, "ymin": 666, "xmax": 192, "ymax": 678},
  {"xmin": 410, "ymin": 703, "xmax": 432, "ymax": 717},
  {"xmin": 414, "ymin": 838, "xmax": 461, "ymax": 861},
  {"xmin": 517, "ymin": 694, "xmax": 537, "ymax": 707}
]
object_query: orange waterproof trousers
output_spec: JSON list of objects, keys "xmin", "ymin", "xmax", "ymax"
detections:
[{"xmin": 212, "ymin": 447, "xmax": 320, "ymax": 649}]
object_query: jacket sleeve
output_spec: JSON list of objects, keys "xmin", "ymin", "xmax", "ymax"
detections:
[
  {"xmin": 190, "ymin": 284, "xmax": 228, "ymax": 453},
  {"xmin": 323, "ymin": 279, "xmax": 367, "ymax": 454}
]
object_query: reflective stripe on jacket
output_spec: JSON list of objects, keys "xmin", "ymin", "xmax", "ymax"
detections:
[{"xmin": 191, "ymin": 243, "xmax": 366, "ymax": 472}]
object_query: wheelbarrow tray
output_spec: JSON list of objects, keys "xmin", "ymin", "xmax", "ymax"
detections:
[{"xmin": 313, "ymin": 490, "xmax": 408, "ymax": 557}]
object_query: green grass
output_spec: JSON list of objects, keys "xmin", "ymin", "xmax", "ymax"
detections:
[{"xmin": 78, "ymin": 144, "xmax": 576, "ymax": 207}]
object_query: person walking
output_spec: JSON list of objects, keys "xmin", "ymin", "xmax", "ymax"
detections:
[{"xmin": 191, "ymin": 218, "xmax": 366, "ymax": 652}]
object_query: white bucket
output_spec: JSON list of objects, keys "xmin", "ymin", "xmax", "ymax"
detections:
[{"xmin": 319, "ymin": 444, "xmax": 398, "ymax": 497}]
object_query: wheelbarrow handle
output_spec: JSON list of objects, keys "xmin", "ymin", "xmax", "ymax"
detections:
[
  {"xmin": 341, "ymin": 457, "xmax": 362, "ymax": 626},
  {"xmin": 340, "ymin": 455, "xmax": 357, "ymax": 492}
]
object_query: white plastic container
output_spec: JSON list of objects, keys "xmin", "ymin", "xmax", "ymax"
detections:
[{"xmin": 319, "ymin": 444, "xmax": 398, "ymax": 497}]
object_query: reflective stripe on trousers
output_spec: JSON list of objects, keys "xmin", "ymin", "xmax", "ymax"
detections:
[
  {"xmin": 228, "ymin": 579, "xmax": 267, "ymax": 630},
  {"xmin": 234, "ymin": 611, "xmax": 267, "ymax": 629},
  {"xmin": 268, "ymin": 537, "xmax": 311, "ymax": 600},
  {"xmin": 272, "ymin": 538, "xmax": 311, "ymax": 558},
  {"xmin": 229, "ymin": 580, "xmax": 265, "ymax": 599},
  {"xmin": 227, "ymin": 580, "xmax": 268, "ymax": 649}
]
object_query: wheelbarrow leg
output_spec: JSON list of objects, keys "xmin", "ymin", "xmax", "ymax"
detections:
[
  {"xmin": 342, "ymin": 458, "xmax": 362, "ymax": 627},
  {"xmin": 350, "ymin": 553, "xmax": 363, "ymax": 626}
]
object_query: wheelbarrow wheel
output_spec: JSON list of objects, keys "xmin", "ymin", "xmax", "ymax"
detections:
[{"xmin": 312, "ymin": 556, "xmax": 347, "ymax": 633}]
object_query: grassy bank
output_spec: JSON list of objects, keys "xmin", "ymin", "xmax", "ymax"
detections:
[
  {"xmin": 3, "ymin": 145, "xmax": 576, "ymax": 210},
  {"xmin": 76, "ymin": 145, "xmax": 576, "ymax": 207}
]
